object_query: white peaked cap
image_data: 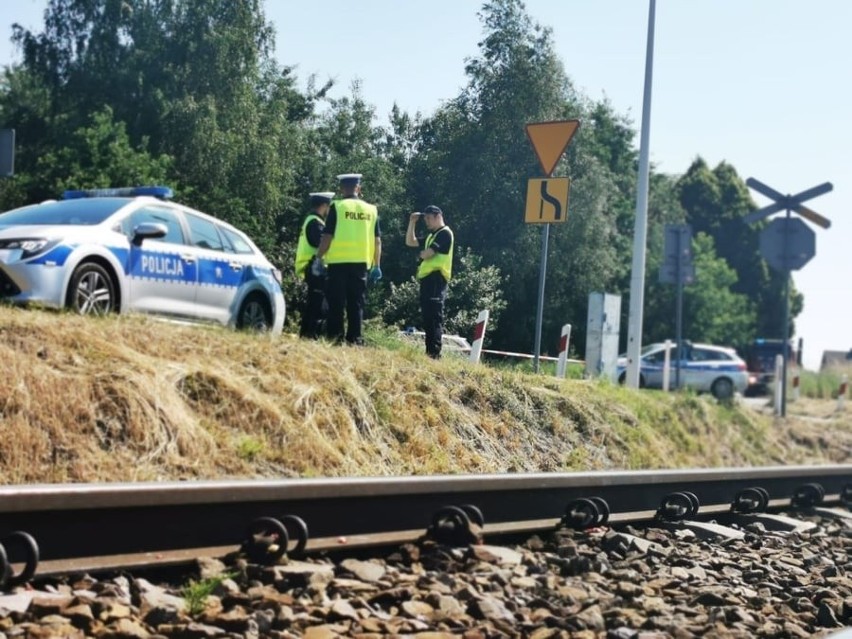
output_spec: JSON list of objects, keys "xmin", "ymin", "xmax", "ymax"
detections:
[{"xmin": 336, "ymin": 173, "xmax": 363, "ymax": 182}]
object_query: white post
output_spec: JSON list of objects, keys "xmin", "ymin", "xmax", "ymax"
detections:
[
  {"xmin": 469, "ymin": 310, "xmax": 490, "ymax": 365},
  {"xmin": 773, "ymin": 354, "xmax": 783, "ymax": 416},
  {"xmin": 838, "ymin": 374, "xmax": 848, "ymax": 411},
  {"xmin": 556, "ymin": 324, "xmax": 572, "ymax": 379},
  {"xmin": 662, "ymin": 339, "xmax": 672, "ymax": 392},
  {"xmin": 624, "ymin": 0, "xmax": 657, "ymax": 388},
  {"xmin": 791, "ymin": 367, "xmax": 800, "ymax": 402}
]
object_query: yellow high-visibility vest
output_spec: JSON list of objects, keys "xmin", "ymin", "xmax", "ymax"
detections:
[
  {"xmin": 417, "ymin": 226, "xmax": 454, "ymax": 281},
  {"xmin": 325, "ymin": 198, "xmax": 378, "ymax": 266},
  {"xmin": 294, "ymin": 214, "xmax": 322, "ymax": 277}
]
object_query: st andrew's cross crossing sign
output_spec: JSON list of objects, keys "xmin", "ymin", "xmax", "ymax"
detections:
[{"xmin": 745, "ymin": 177, "xmax": 832, "ymax": 229}]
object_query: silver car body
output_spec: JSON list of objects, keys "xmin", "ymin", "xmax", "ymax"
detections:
[
  {"xmin": 0, "ymin": 193, "xmax": 285, "ymax": 333},
  {"xmin": 617, "ymin": 342, "xmax": 749, "ymax": 395}
]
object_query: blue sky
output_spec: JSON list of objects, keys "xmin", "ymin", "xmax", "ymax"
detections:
[{"xmin": 2, "ymin": 1, "xmax": 849, "ymax": 369}]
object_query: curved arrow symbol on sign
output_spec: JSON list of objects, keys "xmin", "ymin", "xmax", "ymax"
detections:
[{"xmin": 539, "ymin": 180, "xmax": 562, "ymax": 220}]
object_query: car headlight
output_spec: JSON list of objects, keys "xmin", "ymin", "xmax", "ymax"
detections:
[{"xmin": 0, "ymin": 238, "xmax": 59, "ymax": 259}]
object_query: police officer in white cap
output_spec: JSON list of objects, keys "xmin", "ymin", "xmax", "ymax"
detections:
[
  {"xmin": 314, "ymin": 173, "xmax": 382, "ymax": 344},
  {"xmin": 295, "ymin": 191, "xmax": 335, "ymax": 338}
]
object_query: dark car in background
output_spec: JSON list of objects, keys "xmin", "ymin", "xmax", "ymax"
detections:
[{"xmin": 743, "ymin": 339, "xmax": 798, "ymax": 396}]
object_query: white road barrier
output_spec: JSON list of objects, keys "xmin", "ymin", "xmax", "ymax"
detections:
[
  {"xmin": 662, "ymin": 339, "xmax": 672, "ymax": 392},
  {"xmin": 469, "ymin": 310, "xmax": 490, "ymax": 365},
  {"xmin": 555, "ymin": 324, "xmax": 572, "ymax": 379}
]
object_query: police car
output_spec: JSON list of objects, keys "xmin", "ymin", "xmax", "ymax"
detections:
[
  {"xmin": 617, "ymin": 342, "xmax": 749, "ymax": 399},
  {"xmin": 0, "ymin": 186, "xmax": 285, "ymax": 333}
]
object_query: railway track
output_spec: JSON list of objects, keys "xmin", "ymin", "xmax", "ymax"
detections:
[
  {"xmin": 0, "ymin": 465, "xmax": 849, "ymax": 637},
  {"xmin": 0, "ymin": 465, "xmax": 848, "ymax": 583}
]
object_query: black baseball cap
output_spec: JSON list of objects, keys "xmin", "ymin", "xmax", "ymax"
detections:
[{"xmin": 423, "ymin": 205, "xmax": 443, "ymax": 215}]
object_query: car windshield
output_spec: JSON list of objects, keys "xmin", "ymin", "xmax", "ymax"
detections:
[
  {"xmin": 0, "ymin": 198, "xmax": 129, "ymax": 226},
  {"xmin": 620, "ymin": 344, "xmax": 662, "ymax": 358},
  {"xmin": 641, "ymin": 344, "xmax": 663, "ymax": 355}
]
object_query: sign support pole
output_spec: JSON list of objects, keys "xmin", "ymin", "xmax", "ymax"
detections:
[
  {"xmin": 533, "ymin": 223, "xmax": 550, "ymax": 373},
  {"xmin": 781, "ymin": 208, "xmax": 791, "ymax": 417},
  {"xmin": 675, "ymin": 229, "xmax": 684, "ymax": 390}
]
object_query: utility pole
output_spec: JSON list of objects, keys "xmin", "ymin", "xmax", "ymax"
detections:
[{"xmin": 625, "ymin": 0, "xmax": 656, "ymax": 388}]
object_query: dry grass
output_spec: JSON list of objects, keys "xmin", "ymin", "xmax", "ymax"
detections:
[{"xmin": 0, "ymin": 305, "xmax": 849, "ymax": 484}]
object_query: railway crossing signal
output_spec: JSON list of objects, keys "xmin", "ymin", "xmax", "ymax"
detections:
[
  {"xmin": 745, "ymin": 178, "xmax": 832, "ymax": 229},
  {"xmin": 744, "ymin": 177, "xmax": 833, "ymax": 417}
]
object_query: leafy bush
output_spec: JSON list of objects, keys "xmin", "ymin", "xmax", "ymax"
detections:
[{"xmin": 379, "ymin": 248, "xmax": 507, "ymax": 338}]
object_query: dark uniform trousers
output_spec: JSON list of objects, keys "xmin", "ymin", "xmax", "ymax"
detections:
[
  {"xmin": 299, "ymin": 258, "xmax": 326, "ymax": 339},
  {"xmin": 419, "ymin": 271, "xmax": 448, "ymax": 359},
  {"xmin": 326, "ymin": 263, "xmax": 368, "ymax": 344}
]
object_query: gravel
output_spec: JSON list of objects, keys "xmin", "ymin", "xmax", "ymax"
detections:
[{"xmin": 0, "ymin": 511, "xmax": 849, "ymax": 638}]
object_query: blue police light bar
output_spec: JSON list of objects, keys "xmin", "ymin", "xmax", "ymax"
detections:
[{"xmin": 62, "ymin": 186, "xmax": 174, "ymax": 200}]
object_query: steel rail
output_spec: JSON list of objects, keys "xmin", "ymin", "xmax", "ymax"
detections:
[{"xmin": 0, "ymin": 465, "xmax": 848, "ymax": 578}]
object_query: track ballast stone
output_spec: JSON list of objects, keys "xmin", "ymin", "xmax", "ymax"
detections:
[{"xmin": 0, "ymin": 511, "xmax": 849, "ymax": 638}]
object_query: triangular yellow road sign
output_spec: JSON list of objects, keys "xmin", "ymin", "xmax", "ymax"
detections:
[{"xmin": 525, "ymin": 120, "xmax": 581, "ymax": 176}]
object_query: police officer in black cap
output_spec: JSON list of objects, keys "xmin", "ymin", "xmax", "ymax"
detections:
[
  {"xmin": 406, "ymin": 205, "xmax": 454, "ymax": 358},
  {"xmin": 315, "ymin": 174, "xmax": 382, "ymax": 344},
  {"xmin": 295, "ymin": 191, "xmax": 334, "ymax": 338}
]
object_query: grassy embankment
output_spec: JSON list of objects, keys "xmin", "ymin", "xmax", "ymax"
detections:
[
  {"xmin": 799, "ymin": 365, "xmax": 852, "ymax": 399},
  {"xmin": 0, "ymin": 305, "xmax": 849, "ymax": 485}
]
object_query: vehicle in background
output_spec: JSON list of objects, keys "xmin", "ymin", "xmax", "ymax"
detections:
[
  {"xmin": 743, "ymin": 339, "xmax": 797, "ymax": 396},
  {"xmin": 398, "ymin": 328, "xmax": 471, "ymax": 357},
  {"xmin": 0, "ymin": 186, "xmax": 285, "ymax": 333},
  {"xmin": 617, "ymin": 341, "xmax": 749, "ymax": 400}
]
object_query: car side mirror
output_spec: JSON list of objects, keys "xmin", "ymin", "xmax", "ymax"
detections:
[{"xmin": 132, "ymin": 222, "xmax": 168, "ymax": 246}]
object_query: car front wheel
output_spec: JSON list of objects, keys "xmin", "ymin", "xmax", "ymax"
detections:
[
  {"xmin": 711, "ymin": 377, "xmax": 735, "ymax": 400},
  {"xmin": 67, "ymin": 262, "xmax": 116, "ymax": 316},
  {"xmin": 237, "ymin": 294, "xmax": 272, "ymax": 332}
]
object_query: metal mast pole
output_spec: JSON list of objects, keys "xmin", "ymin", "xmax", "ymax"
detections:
[
  {"xmin": 675, "ymin": 230, "xmax": 684, "ymax": 389},
  {"xmin": 625, "ymin": 0, "xmax": 657, "ymax": 387},
  {"xmin": 781, "ymin": 208, "xmax": 791, "ymax": 417}
]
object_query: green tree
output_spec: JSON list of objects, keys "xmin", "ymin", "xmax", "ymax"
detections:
[
  {"xmin": 677, "ymin": 158, "xmax": 801, "ymax": 340},
  {"xmin": 7, "ymin": 0, "xmax": 313, "ymax": 235},
  {"xmin": 644, "ymin": 233, "xmax": 756, "ymax": 346},
  {"xmin": 35, "ymin": 106, "xmax": 171, "ymax": 193}
]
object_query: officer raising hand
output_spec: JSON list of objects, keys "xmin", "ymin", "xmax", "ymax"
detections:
[
  {"xmin": 406, "ymin": 205, "xmax": 454, "ymax": 359},
  {"xmin": 315, "ymin": 173, "xmax": 382, "ymax": 345}
]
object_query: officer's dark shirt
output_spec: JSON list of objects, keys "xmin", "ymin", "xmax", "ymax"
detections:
[
  {"xmin": 322, "ymin": 201, "xmax": 382, "ymax": 237},
  {"xmin": 305, "ymin": 218, "xmax": 324, "ymax": 248},
  {"xmin": 419, "ymin": 226, "xmax": 452, "ymax": 254}
]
